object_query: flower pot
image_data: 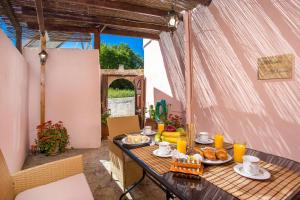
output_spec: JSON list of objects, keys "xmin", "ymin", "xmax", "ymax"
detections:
[
  {"xmin": 49, "ymin": 144, "xmax": 59, "ymax": 156},
  {"xmin": 145, "ymin": 118, "xmax": 158, "ymax": 130}
]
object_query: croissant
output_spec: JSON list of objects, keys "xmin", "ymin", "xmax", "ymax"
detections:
[
  {"xmin": 203, "ymin": 148, "xmax": 216, "ymax": 160},
  {"xmin": 194, "ymin": 148, "xmax": 204, "ymax": 157},
  {"xmin": 216, "ymin": 148, "xmax": 228, "ymax": 160}
]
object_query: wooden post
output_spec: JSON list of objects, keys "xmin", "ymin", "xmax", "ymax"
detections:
[
  {"xmin": 184, "ymin": 11, "xmax": 194, "ymax": 149},
  {"xmin": 94, "ymin": 31, "xmax": 100, "ymax": 49},
  {"xmin": 16, "ymin": 27, "xmax": 22, "ymax": 53},
  {"xmin": 40, "ymin": 34, "xmax": 46, "ymax": 124},
  {"xmin": 184, "ymin": 11, "xmax": 192, "ymax": 125}
]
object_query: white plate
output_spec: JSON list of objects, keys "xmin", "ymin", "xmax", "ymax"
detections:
[
  {"xmin": 202, "ymin": 154, "xmax": 233, "ymax": 165},
  {"xmin": 234, "ymin": 164, "xmax": 271, "ymax": 180},
  {"xmin": 121, "ymin": 135, "xmax": 150, "ymax": 146},
  {"xmin": 141, "ymin": 130, "xmax": 157, "ymax": 136},
  {"xmin": 201, "ymin": 147, "xmax": 233, "ymax": 165},
  {"xmin": 153, "ymin": 149, "xmax": 172, "ymax": 158},
  {"xmin": 195, "ymin": 138, "xmax": 214, "ymax": 144}
]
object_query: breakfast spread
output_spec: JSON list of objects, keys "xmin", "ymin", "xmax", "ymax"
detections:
[{"xmin": 124, "ymin": 135, "xmax": 150, "ymax": 145}]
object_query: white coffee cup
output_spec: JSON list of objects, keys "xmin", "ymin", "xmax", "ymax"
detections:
[
  {"xmin": 197, "ymin": 132, "xmax": 209, "ymax": 142},
  {"xmin": 243, "ymin": 155, "xmax": 260, "ymax": 175},
  {"xmin": 158, "ymin": 141, "xmax": 171, "ymax": 155},
  {"xmin": 144, "ymin": 126, "xmax": 152, "ymax": 135}
]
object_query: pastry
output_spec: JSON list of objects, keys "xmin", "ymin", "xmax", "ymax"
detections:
[
  {"xmin": 216, "ymin": 148, "xmax": 228, "ymax": 160},
  {"xmin": 203, "ymin": 148, "xmax": 216, "ymax": 160}
]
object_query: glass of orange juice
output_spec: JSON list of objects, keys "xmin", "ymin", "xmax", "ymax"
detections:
[
  {"xmin": 233, "ymin": 142, "xmax": 246, "ymax": 163},
  {"xmin": 214, "ymin": 133, "xmax": 224, "ymax": 149},
  {"xmin": 177, "ymin": 137, "xmax": 187, "ymax": 154},
  {"xmin": 157, "ymin": 123, "xmax": 165, "ymax": 133}
]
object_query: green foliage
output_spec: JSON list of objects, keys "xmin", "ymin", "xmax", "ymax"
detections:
[
  {"xmin": 108, "ymin": 88, "xmax": 135, "ymax": 98},
  {"xmin": 36, "ymin": 121, "xmax": 69, "ymax": 156},
  {"xmin": 147, "ymin": 105, "xmax": 156, "ymax": 120},
  {"xmin": 100, "ymin": 43, "xmax": 143, "ymax": 69},
  {"xmin": 101, "ymin": 110, "xmax": 111, "ymax": 124},
  {"xmin": 110, "ymin": 79, "xmax": 134, "ymax": 90}
]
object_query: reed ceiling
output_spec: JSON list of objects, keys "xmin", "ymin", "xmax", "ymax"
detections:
[{"xmin": 0, "ymin": 0, "xmax": 212, "ymax": 42}]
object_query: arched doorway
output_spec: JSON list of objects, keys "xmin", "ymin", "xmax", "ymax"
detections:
[
  {"xmin": 108, "ymin": 79, "xmax": 135, "ymax": 117},
  {"xmin": 101, "ymin": 69, "xmax": 146, "ymax": 139}
]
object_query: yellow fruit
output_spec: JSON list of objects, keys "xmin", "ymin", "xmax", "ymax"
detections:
[
  {"xmin": 162, "ymin": 136, "xmax": 178, "ymax": 144},
  {"xmin": 154, "ymin": 133, "xmax": 161, "ymax": 142},
  {"xmin": 162, "ymin": 131, "xmax": 185, "ymax": 138}
]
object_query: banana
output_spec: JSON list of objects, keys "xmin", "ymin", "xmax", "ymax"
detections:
[
  {"xmin": 162, "ymin": 131, "xmax": 185, "ymax": 138},
  {"xmin": 161, "ymin": 136, "xmax": 178, "ymax": 144}
]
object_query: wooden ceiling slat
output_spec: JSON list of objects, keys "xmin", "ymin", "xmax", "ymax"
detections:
[{"xmin": 53, "ymin": 0, "xmax": 168, "ymax": 17}]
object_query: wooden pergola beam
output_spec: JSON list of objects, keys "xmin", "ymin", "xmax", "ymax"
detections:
[
  {"xmin": 34, "ymin": 0, "xmax": 45, "ymax": 35},
  {"xmin": 0, "ymin": 0, "xmax": 22, "ymax": 52},
  {"xmin": 27, "ymin": 23, "xmax": 96, "ymax": 33},
  {"xmin": 103, "ymin": 28, "xmax": 160, "ymax": 40},
  {"xmin": 20, "ymin": 7, "xmax": 168, "ymax": 31},
  {"xmin": 55, "ymin": 0, "xmax": 168, "ymax": 17},
  {"xmin": 27, "ymin": 23, "xmax": 160, "ymax": 40},
  {"xmin": 27, "ymin": 23, "xmax": 159, "ymax": 40}
]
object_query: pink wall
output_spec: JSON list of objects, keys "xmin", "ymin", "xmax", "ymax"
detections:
[
  {"xmin": 143, "ymin": 39, "xmax": 183, "ymax": 116},
  {"xmin": 0, "ymin": 30, "xmax": 28, "ymax": 173},
  {"xmin": 155, "ymin": 0, "xmax": 300, "ymax": 161},
  {"xmin": 24, "ymin": 48, "xmax": 101, "ymax": 148}
]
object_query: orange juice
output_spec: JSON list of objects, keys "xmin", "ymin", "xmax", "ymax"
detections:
[
  {"xmin": 214, "ymin": 133, "xmax": 224, "ymax": 149},
  {"xmin": 158, "ymin": 123, "xmax": 165, "ymax": 133},
  {"xmin": 233, "ymin": 143, "xmax": 246, "ymax": 163},
  {"xmin": 177, "ymin": 137, "xmax": 187, "ymax": 154}
]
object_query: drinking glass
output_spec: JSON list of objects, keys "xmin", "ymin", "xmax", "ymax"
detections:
[
  {"xmin": 233, "ymin": 142, "xmax": 246, "ymax": 163},
  {"xmin": 214, "ymin": 133, "xmax": 224, "ymax": 149},
  {"xmin": 177, "ymin": 137, "xmax": 187, "ymax": 154},
  {"xmin": 157, "ymin": 123, "xmax": 165, "ymax": 133}
]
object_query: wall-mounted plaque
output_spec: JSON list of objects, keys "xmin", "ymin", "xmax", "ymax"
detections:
[{"xmin": 258, "ymin": 54, "xmax": 293, "ymax": 80}]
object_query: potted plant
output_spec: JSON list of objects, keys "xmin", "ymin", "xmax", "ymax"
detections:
[
  {"xmin": 36, "ymin": 121, "xmax": 69, "ymax": 156},
  {"xmin": 101, "ymin": 110, "xmax": 111, "ymax": 139},
  {"xmin": 145, "ymin": 105, "xmax": 158, "ymax": 130}
]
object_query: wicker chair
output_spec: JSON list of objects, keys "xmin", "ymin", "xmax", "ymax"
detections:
[
  {"xmin": 107, "ymin": 115, "xmax": 143, "ymax": 191},
  {"xmin": 0, "ymin": 150, "xmax": 93, "ymax": 200}
]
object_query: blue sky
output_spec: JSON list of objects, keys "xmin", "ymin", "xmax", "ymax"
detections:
[{"xmin": 60, "ymin": 34, "xmax": 144, "ymax": 58}]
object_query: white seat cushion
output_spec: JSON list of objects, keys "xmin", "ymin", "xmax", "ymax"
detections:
[{"xmin": 15, "ymin": 173, "xmax": 94, "ymax": 200}]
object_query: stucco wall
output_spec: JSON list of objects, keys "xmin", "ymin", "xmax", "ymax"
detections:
[
  {"xmin": 143, "ymin": 39, "xmax": 184, "ymax": 117},
  {"xmin": 146, "ymin": 0, "xmax": 300, "ymax": 162},
  {"xmin": 0, "ymin": 30, "xmax": 28, "ymax": 173},
  {"xmin": 24, "ymin": 48, "xmax": 101, "ymax": 148},
  {"xmin": 108, "ymin": 97, "xmax": 135, "ymax": 117}
]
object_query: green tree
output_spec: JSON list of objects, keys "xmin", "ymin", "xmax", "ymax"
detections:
[{"xmin": 100, "ymin": 43, "xmax": 143, "ymax": 69}]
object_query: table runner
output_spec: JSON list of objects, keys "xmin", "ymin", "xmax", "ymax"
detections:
[
  {"xmin": 130, "ymin": 145, "xmax": 172, "ymax": 174},
  {"xmin": 130, "ymin": 145, "xmax": 300, "ymax": 200}
]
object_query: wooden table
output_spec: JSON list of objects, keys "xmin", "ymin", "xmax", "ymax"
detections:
[{"xmin": 113, "ymin": 135, "xmax": 300, "ymax": 200}]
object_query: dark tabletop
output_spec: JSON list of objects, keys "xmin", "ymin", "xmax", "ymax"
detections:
[{"xmin": 113, "ymin": 135, "xmax": 300, "ymax": 200}]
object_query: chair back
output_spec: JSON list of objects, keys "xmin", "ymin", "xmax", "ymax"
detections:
[
  {"xmin": 107, "ymin": 115, "xmax": 140, "ymax": 138},
  {"xmin": 0, "ymin": 150, "xmax": 14, "ymax": 200}
]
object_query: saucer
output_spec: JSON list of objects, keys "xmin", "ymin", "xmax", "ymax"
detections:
[
  {"xmin": 233, "ymin": 164, "xmax": 271, "ymax": 180},
  {"xmin": 195, "ymin": 138, "xmax": 213, "ymax": 144},
  {"xmin": 153, "ymin": 149, "xmax": 172, "ymax": 158},
  {"xmin": 141, "ymin": 130, "xmax": 156, "ymax": 136}
]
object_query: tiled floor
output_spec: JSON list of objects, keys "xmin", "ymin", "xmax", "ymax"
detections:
[{"xmin": 23, "ymin": 140, "xmax": 165, "ymax": 200}]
